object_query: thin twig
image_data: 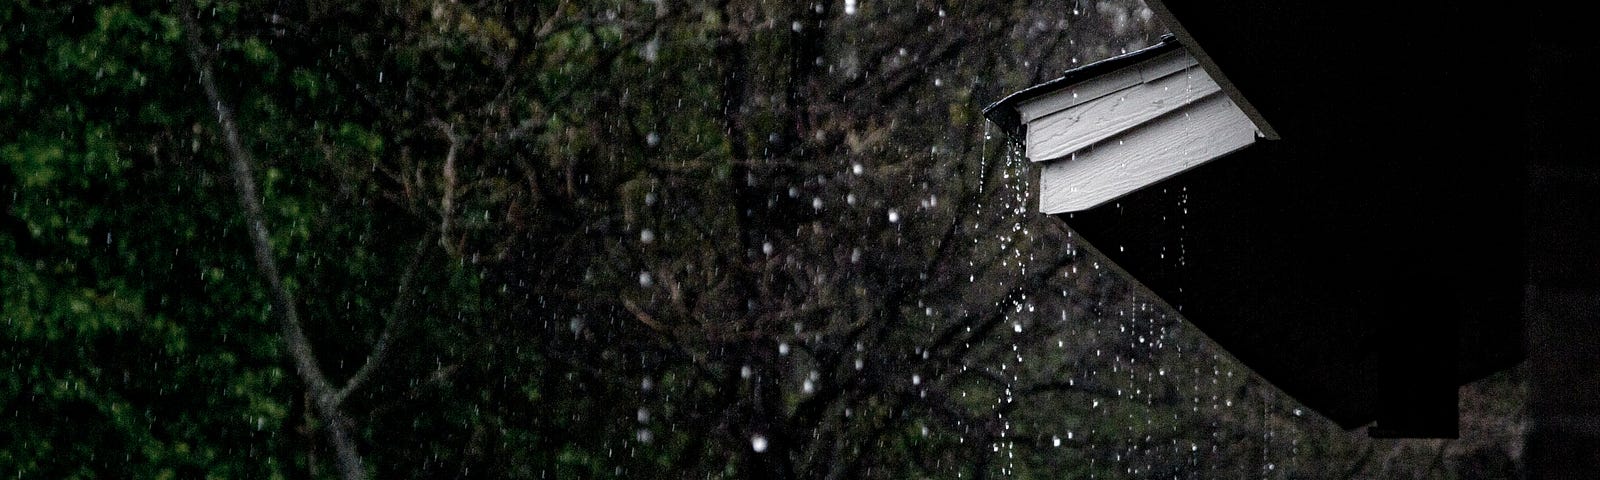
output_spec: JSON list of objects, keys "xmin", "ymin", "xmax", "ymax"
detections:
[{"xmin": 333, "ymin": 236, "xmax": 432, "ymax": 406}]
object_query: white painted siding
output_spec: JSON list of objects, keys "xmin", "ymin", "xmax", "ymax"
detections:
[
  {"xmin": 1026, "ymin": 64, "xmax": 1220, "ymax": 163},
  {"xmin": 1019, "ymin": 48, "xmax": 1262, "ymax": 214},
  {"xmin": 1037, "ymin": 94, "xmax": 1255, "ymax": 214},
  {"xmin": 1016, "ymin": 50, "xmax": 1197, "ymax": 125}
]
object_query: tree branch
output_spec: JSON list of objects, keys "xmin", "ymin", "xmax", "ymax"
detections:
[
  {"xmin": 433, "ymin": 120, "xmax": 463, "ymax": 255},
  {"xmin": 332, "ymin": 236, "xmax": 432, "ymax": 406},
  {"xmin": 180, "ymin": 5, "xmax": 366, "ymax": 479}
]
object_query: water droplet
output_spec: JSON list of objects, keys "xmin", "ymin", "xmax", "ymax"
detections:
[
  {"xmin": 751, "ymin": 434, "xmax": 769, "ymax": 452},
  {"xmin": 646, "ymin": 131, "xmax": 660, "ymax": 146},
  {"xmin": 912, "ymin": 374, "xmax": 922, "ymax": 385},
  {"xmin": 852, "ymin": 163, "xmax": 864, "ymax": 175},
  {"xmin": 638, "ymin": 271, "xmax": 653, "ymax": 287},
  {"xmin": 778, "ymin": 342, "xmax": 790, "ymax": 355},
  {"xmin": 1052, "ymin": 436, "xmax": 1062, "ymax": 447},
  {"xmin": 640, "ymin": 229, "xmax": 655, "ymax": 244},
  {"xmin": 887, "ymin": 210, "xmax": 900, "ymax": 223}
]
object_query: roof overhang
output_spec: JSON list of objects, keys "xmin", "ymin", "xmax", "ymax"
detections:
[{"xmin": 984, "ymin": 3, "xmax": 1528, "ymax": 438}]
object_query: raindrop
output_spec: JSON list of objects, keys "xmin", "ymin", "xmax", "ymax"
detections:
[
  {"xmin": 778, "ymin": 342, "xmax": 790, "ymax": 355},
  {"xmin": 887, "ymin": 210, "xmax": 900, "ymax": 223},
  {"xmin": 638, "ymin": 271, "xmax": 653, "ymax": 287},
  {"xmin": 852, "ymin": 163, "xmax": 864, "ymax": 175},
  {"xmin": 636, "ymin": 429, "xmax": 653, "ymax": 443},
  {"xmin": 844, "ymin": 0, "xmax": 858, "ymax": 16},
  {"xmin": 640, "ymin": 229, "xmax": 655, "ymax": 244},
  {"xmin": 740, "ymin": 365, "xmax": 752, "ymax": 379},
  {"xmin": 646, "ymin": 131, "xmax": 660, "ymax": 146},
  {"xmin": 1052, "ymin": 436, "xmax": 1062, "ymax": 447},
  {"xmin": 750, "ymin": 435, "xmax": 769, "ymax": 452},
  {"xmin": 642, "ymin": 37, "xmax": 660, "ymax": 63},
  {"xmin": 846, "ymin": 193, "xmax": 857, "ymax": 205},
  {"xmin": 1012, "ymin": 322, "xmax": 1023, "ymax": 333},
  {"xmin": 644, "ymin": 192, "xmax": 658, "ymax": 206},
  {"xmin": 763, "ymin": 241, "xmax": 774, "ymax": 255},
  {"xmin": 912, "ymin": 374, "xmax": 922, "ymax": 385},
  {"xmin": 812, "ymin": 197, "xmax": 823, "ymax": 210},
  {"xmin": 637, "ymin": 408, "xmax": 651, "ymax": 423}
]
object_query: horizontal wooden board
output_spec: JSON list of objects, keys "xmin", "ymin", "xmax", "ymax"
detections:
[
  {"xmin": 1017, "ymin": 49, "xmax": 1198, "ymax": 124},
  {"xmin": 1026, "ymin": 64, "xmax": 1221, "ymax": 162},
  {"xmin": 1038, "ymin": 93, "xmax": 1257, "ymax": 214}
]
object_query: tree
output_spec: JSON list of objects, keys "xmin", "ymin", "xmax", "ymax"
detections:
[{"xmin": 2, "ymin": 0, "xmax": 1524, "ymax": 478}]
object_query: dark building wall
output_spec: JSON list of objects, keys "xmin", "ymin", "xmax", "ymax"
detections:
[{"xmin": 1526, "ymin": 13, "xmax": 1600, "ymax": 478}]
